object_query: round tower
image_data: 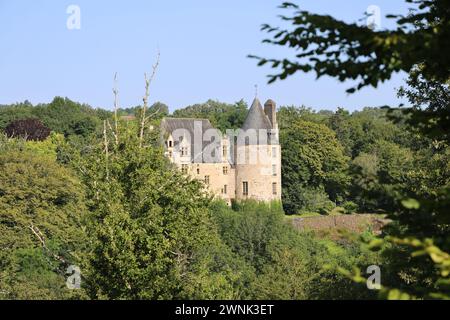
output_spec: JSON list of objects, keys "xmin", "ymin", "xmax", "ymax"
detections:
[{"xmin": 235, "ymin": 98, "xmax": 281, "ymax": 202}]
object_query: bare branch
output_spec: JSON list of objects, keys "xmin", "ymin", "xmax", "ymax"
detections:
[
  {"xmin": 113, "ymin": 72, "xmax": 120, "ymax": 145},
  {"xmin": 29, "ymin": 225, "xmax": 45, "ymax": 247},
  {"xmin": 140, "ymin": 51, "xmax": 161, "ymax": 148},
  {"xmin": 29, "ymin": 224, "xmax": 67, "ymax": 264},
  {"xmin": 103, "ymin": 120, "xmax": 110, "ymax": 180},
  {"xmin": 106, "ymin": 120, "xmax": 118, "ymax": 146},
  {"xmin": 144, "ymin": 106, "xmax": 161, "ymax": 123}
]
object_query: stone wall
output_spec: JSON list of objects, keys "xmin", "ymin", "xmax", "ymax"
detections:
[
  {"xmin": 290, "ymin": 214, "xmax": 390, "ymax": 235},
  {"xmin": 186, "ymin": 163, "xmax": 236, "ymax": 204},
  {"xmin": 235, "ymin": 144, "xmax": 282, "ymax": 202}
]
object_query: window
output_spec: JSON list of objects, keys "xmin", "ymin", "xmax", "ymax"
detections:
[
  {"xmin": 222, "ymin": 185, "xmax": 228, "ymax": 195},
  {"xmin": 245, "ymin": 143, "xmax": 250, "ymax": 163},
  {"xmin": 204, "ymin": 175, "xmax": 210, "ymax": 186},
  {"xmin": 181, "ymin": 164, "xmax": 188, "ymax": 174},
  {"xmin": 243, "ymin": 181, "xmax": 248, "ymax": 196},
  {"xmin": 168, "ymin": 140, "xmax": 173, "ymax": 148},
  {"xmin": 168, "ymin": 151, "xmax": 173, "ymax": 158},
  {"xmin": 272, "ymin": 165, "xmax": 277, "ymax": 176},
  {"xmin": 223, "ymin": 145, "xmax": 227, "ymax": 158},
  {"xmin": 223, "ymin": 166, "xmax": 228, "ymax": 175},
  {"xmin": 272, "ymin": 147, "xmax": 277, "ymax": 158},
  {"xmin": 181, "ymin": 147, "xmax": 188, "ymax": 156},
  {"xmin": 272, "ymin": 182, "xmax": 277, "ymax": 195},
  {"xmin": 197, "ymin": 167, "xmax": 200, "ymax": 174}
]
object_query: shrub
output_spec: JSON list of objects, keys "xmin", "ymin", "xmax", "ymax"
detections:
[
  {"xmin": 301, "ymin": 188, "xmax": 335, "ymax": 215},
  {"xmin": 343, "ymin": 201, "xmax": 359, "ymax": 214},
  {"xmin": 4, "ymin": 118, "xmax": 51, "ymax": 141}
]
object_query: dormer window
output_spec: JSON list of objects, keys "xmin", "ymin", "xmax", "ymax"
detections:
[
  {"xmin": 168, "ymin": 140, "xmax": 173, "ymax": 148},
  {"xmin": 181, "ymin": 147, "xmax": 188, "ymax": 156}
]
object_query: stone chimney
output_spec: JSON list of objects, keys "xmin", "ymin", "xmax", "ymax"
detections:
[{"xmin": 264, "ymin": 99, "xmax": 277, "ymax": 129}]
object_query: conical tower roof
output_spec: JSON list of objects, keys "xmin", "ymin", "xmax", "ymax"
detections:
[{"xmin": 242, "ymin": 98, "xmax": 272, "ymax": 131}]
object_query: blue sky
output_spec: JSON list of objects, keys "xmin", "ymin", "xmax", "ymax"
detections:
[{"xmin": 0, "ymin": 1, "xmax": 411, "ymax": 112}]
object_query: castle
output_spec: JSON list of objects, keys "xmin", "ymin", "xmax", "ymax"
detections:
[{"xmin": 161, "ymin": 98, "xmax": 281, "ymax": 204}]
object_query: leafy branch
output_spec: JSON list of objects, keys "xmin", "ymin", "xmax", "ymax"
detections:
[{"xmin": 250, "ymin": 1, "xmax": 450, "ymax": 93}]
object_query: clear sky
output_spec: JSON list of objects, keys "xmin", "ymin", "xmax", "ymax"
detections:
[{"xmin": 0, "ymin": 0, "xmax": 412, "ymax": 112}]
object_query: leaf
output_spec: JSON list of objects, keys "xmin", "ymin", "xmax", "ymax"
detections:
[
  {"xmin": 368, "ymin": 238, "xmax": 384, "ymax": 249},
  {"xmin": 401, "ymin": 198, "xmax": 420, "ymax": 210}
]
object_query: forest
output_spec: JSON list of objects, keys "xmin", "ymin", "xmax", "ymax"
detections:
[{"xmin": 0, "ymin": 0, "xmax": 449, "ymax": 300}]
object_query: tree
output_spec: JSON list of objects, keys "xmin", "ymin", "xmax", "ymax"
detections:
[
  {"xmin": 395, "ymin": 67, "xmax": 450, "ymax": 142},
  {"xmin": 33, "ymin": 97, "xmax": 101, "ymax": 138},
  {"xmin": 280, "ymin": 119, "xmax": 350, "ymax": 214},
  {"xmin": 173, "ymin": 99, "xmax": 248, "ymax": 132},
  {"xmin": 77, "ymin": 125, "xmax": 239, "ymax": 299},
  {"xmin": 0, "ymin": 98, "xmax": 105, "ymax": 139},
  {"xmin": 350, "ymin": 140, "xmax": 415, "ymax": 212},
  {"xmin": 149, "ymin": 102, "xmax": 170, "ymax": 119},
  {"xmin": 0, "ymin": 143, "xmax": 87, "ymax": 299},
  {"xmin": 251, "ymin": 1, "xmax": 450, "ymax": 93},
  {"xmin": 328, "ymin": 107, "xmax": 415, "ymax": 159},
  {"xmin": 0, "ymin": 102, "xmax": 34, "ymax": 130},
  {"xmin": 277, "ymin": 105, "xmax": 329, "ymax": 129},
  {"xmin": 4, "ymin": 118, "xmax": 51, "ymax": 141},
  {"xmin": 259, "ymin": 1, "xmax": 450, "ymax": 299},
  {"xmin": 212, "ymin": 200, "xmax": 378, "ymax": 299}
]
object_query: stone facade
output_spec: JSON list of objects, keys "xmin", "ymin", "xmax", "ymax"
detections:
[{"xmin": 161, "ymin": 98, "xmax": 281, "ymax": 204}]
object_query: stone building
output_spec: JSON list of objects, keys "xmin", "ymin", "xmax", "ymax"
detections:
[{"xmin": 161, "ymin": 98, "xmax": 281, "ymax": 204}]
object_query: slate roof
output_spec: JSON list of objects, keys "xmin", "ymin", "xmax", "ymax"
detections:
[
  {"xmin": 161, "ymin": 118, "xmax": 214, "ymax": 137},
  {"xmin": 239, "ymin": 98, "xmax": 278, "ymax": 145},
  {"xmin": 161, "ymin": 98, "xmax": 279, "ymax": 162},
  {"xmin": 161, "ymin": 118, "xmax": 222, "ymax": 163},
  {"xmin": 242, "ymin": 98, "xmax": 273, "ymax": 131}
]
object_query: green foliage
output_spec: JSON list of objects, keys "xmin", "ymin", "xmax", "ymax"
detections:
[
  {"xmin": 278, "ymin": 105, "xmax": 329, "ymax": 128},
  {"xmin": 122, "ymin": 102, "xmax": 170, "ymax": 120},
  {"xmin": 211, "ymin": 200, "xmax": 378, "ymax": 299},
  {"xmin": 350, "ymin": 140, "xmax": 416, "ymax": 212},
  {"xmin": 34, "ymin": 97, "xmax": 101, "ymax": 137},
  {"xmin": 215, "ymin": 201, "xmax": 285, "ymax": 272},
  {"xmin": 280, "ymin": 119, "xmax": 349, "ymax": 214},
  {"xmin": 339, "ymin": 236, "xmax": 450, "ymax": 300},
  {"xmin": 395, "ymin": 67, "xmax": 450, "ymax": 142},
  {"xmin": 0, "ymin": 97, "xmax": 103, "ymax": 138},
  {"xmin": 0, "ymin": 73, "xmax": 447, "ymax": 301},
  {"xmin": 172, "ymin": 99, "xmax": 248, "ymax": 132},
  {"xmin": 342, "ymin": 201, "xmax": 359, "ymax": 214},
  {"xmin": 149, "ymin": 102, "xmax": 170, "ymax": 119},
  {"xmin": 0, "ymin": 101, "xmax": 34, "ymax": 130},
  {"xmin": 251, "ymin": 1, "xmax": 450, "ymax": 92},
  {"xmin": 250, "ymin": 0, "xmax": 450, "ymax": 301},
  {"xmin": 76, "ymin": 125, "xmax": 236, "ymax": 299},
  {"xmin": 0, "ymin": 141, "xmax": 87, "ymax": 299},
  {"xmin": 330, "ymin": 107, "xmax": 413, "ymax": 158}
]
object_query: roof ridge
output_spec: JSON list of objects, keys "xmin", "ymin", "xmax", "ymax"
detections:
[{"xmin": 163, "ymin": 117, "xmax": 212, "ymax": 122}]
